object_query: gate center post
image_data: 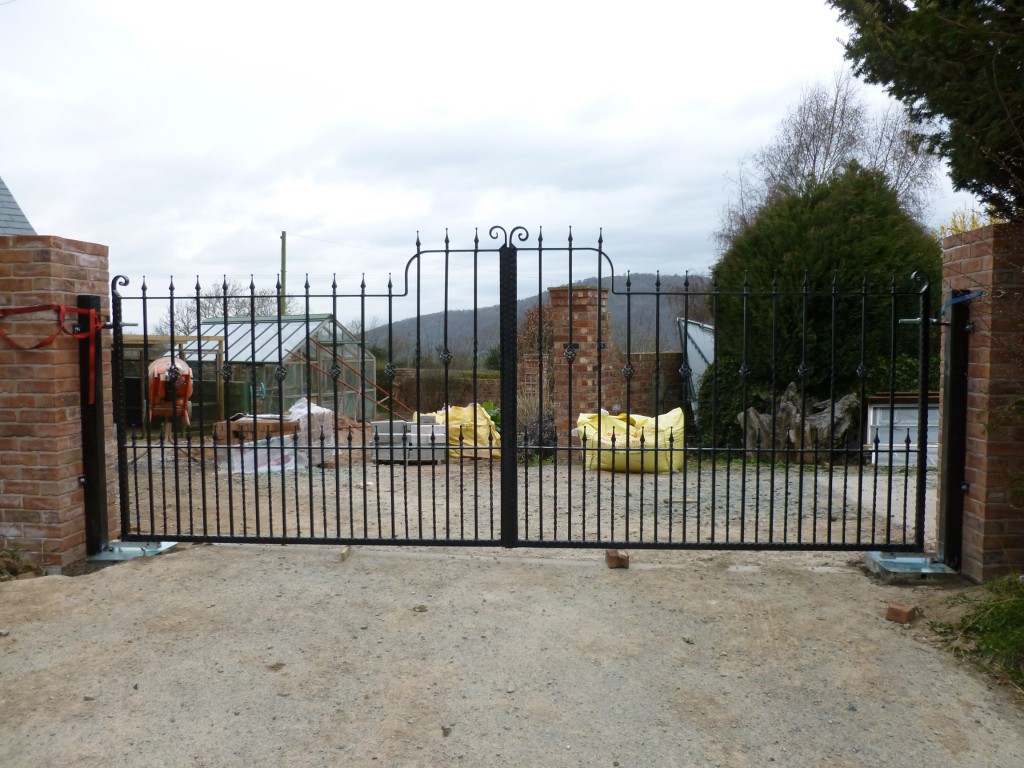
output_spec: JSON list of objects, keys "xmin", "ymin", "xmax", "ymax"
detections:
[{"xmin": 498, "ymin": 240, "xmax": 519, "ymax": 547}]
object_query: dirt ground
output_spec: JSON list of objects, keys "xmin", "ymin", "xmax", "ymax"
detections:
[{"xmin": 1, "ymin": 543, "xmax": 1022, "ymax": 767}]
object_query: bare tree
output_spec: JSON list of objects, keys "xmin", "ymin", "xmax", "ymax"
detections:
[
  {"xmin": 154, "ymin": 280, "xmax": 298, "ymax": 337},
  {"xmin": 759, "ymin": 72, "xmax": 866, "ymax": 194},
  {"xmin": 862, "ymin": 104, "xmax": 936, "ymax": 221},
  {"xmin": 346, "ymin": 315, "xmax": 383, "ymax": 336},
  {"xmin": 716, "ymin": 71, "xmax": 938, "ymax": 250}
]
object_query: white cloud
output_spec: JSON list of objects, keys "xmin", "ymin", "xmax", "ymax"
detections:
[{"xmin": 1, "ymin": 0, "xmax": 978, "ymax": 319}]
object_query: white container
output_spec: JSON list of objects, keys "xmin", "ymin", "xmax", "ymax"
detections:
[{"xmin": 370, "ymin": 422, "xmax": 446, "ymax": 464}]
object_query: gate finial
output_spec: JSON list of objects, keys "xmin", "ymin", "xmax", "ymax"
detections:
[{"xmin": 488, "ymin": 226, "xmax": 530, "ymax": 247}]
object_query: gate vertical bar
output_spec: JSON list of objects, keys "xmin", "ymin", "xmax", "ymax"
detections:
[
  {"xmin": 498, "ymin": 235, "xmax": 519, "ymax": 547},
  {"xmin": 78, "ymin": 294, "xmax": 108, "ymax": 555},
  {"xmin": 938, "ymin": 289, "xmax": 969, "ymax": 569}
]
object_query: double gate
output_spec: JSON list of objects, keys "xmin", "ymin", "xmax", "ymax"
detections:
[{"xmin": 111, "ymin": 226, "xmax": 934, "ymax": 551}]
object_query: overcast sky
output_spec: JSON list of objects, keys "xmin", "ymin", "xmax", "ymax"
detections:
[{"xmin": 2, "ymin": 0, "xmax": 976, "ymax": 319}]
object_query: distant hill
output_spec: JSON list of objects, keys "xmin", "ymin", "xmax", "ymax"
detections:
[{"xmin": 365, "ymin": 273, "xmax": 710, "ymax": 366}]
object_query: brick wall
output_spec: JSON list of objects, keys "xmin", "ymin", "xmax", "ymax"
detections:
[
  {"xmin": 0, "ymin": 235, "xmax": 117, "ymax": 571},
  {"xmin": 389, "ymin": 368, "xmax": 500, "ymax": 416},
  {"xmin": 940, "ymin": 223, "xmax": 1024, "ymax": 581},
  {"xmin": 628, "ymin": 351, "xmax": 687, "ymax": 417}
]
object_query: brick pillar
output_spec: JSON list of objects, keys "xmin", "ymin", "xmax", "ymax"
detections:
[
  {"xmin": 940, "ymin": 223, "xmax": 1024, "ymax": 581},
  {"xmin": 0, "ymin": 235, "xmax": 118, "ymax": 571},
  {"xmin": 548, "ymin": 286, "xmax": 625, "ymax": 441}
]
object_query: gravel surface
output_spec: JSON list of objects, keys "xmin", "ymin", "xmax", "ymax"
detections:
[
  {"xmin": 1, "ymin": 544, "xmax": 1021, "ymax": 767},
  {"xmin": 125, "ymin": 453, "xmax": 933, "ymax": 549}
]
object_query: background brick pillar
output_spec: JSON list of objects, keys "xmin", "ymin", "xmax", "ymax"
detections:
[
  {"xmin": 548, "ymin": 286, "xmax": 625, "ymax": 441},
  {"xmin": 0, "ymin": 235, "xmax": 118, "ymax": 571},
  {"xmin": 940, "ymin": 223, "xmax": 1024, "ymax": 581}
]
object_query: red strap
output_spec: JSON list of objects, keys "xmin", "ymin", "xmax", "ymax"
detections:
[
  {"xmin": 0, "ymin": 304, "xmax": 66, "ymax": 349},
  {"xmin": 0, "ymin": 304, "xmax": 104, "ymax": 404}
]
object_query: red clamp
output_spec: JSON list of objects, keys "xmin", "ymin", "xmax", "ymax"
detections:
[{"xmin": 0, "ymin": 304, "xmax": 104, "ymax": 404}]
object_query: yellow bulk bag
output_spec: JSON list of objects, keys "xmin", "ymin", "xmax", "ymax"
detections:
[
  {"xmin": 414, "ymin": 404, "xmax": 501, "ymax": 460},
  {"xmin": 576, "ymin": 407, "xmax": 685, "ymax": 473}
]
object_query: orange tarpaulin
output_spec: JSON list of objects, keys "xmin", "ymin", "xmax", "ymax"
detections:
[{"xmin": 147, "ymin": 355, "xmax": 194, "ymax": 426}]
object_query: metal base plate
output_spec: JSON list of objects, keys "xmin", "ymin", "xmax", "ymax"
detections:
[
  {"xmin": 864, "ymin": 551, "xmax": 959, "ymax": 583},
  {"xmin": 88, "ymin": 541, "xmax": 178, "ymax": 562}
]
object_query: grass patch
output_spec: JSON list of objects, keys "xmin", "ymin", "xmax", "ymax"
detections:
[
  {"xmin": 0, "ymin": 549, "xmax": 45, "ymax": 581},
  {"xmin": 932, "ymin": 573, "xmax": 1024, "ymax": 693}
]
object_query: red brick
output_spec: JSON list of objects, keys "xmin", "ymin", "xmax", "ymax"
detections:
[
  {"xmin": 0, "ymin": 394, "xmax": 41, "ymax": 409},
  {"xmin": 0, "ymin": 422, "xmax": 37, "ymax": 438},
  {"xmin": 605, "ymin": 549, "xmax": 630, "ymax": 569},
  {"xmin": 1, "ymin": 480, "xmax": 41, "ymax": 495},
  {"xmin": 0, "ymin": 508, "xmax": 38, "ymax": 526},
  {"xmin": 16, "ymin": 408, "xmax": 67, "ymax": 424},
  {"xmin": 20, "ymin": 465, "xmax": 77, "ymax": 481},
  {"xmin": 0, "ymin": 452, "xmax": 40, "ymax": 467},
  {"xmin": 1, "ymin": 539, "xmax": 40, "ymax": 559},
  {"xmin": 22, "ymin": 522, "xmax": 69, "ymax": 539},
  {"xmin": 22, "ymin": 494, "xmax": 72, "ymax": 511},
  {"xmin": 43, "ymin": 528, "xmax": 85, "ymax": 552},
  {"xmin": 39, "ymin": 419, "xmax": 79, "ymax": 436},
  {"xmin": 31, "ymin": 508, "xmax": 71, "ymax": 524},
  {"xmin": 16, "ymin": 379, "xmax": 63, "ymax": 394},
  {"xmin": 885, "ymin": 600, "xmax": 918, "ymax": 624}
]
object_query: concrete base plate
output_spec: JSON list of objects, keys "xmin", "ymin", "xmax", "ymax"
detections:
[
  {"xmin": 88, "ymin": 541, "xmax": 178, "ymax": 562},
  {"xmin": 864, "ymin": 551, "xmax": 960, "ymax": 583}
]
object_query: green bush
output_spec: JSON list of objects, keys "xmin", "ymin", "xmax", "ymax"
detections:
[
  {"xmin": 0, "ymin": 549, "xmax": 44, "ymax": 581},
  {"xmin": 482, "ymin": 345, "xmax": 501, "ymax": 371},
  {"xmin": 694, "ymin": 356, "xmax": 769, "ymax": 449},
  {"xmin": 481, "ymin": 401, "xmax": 501, "ymax": 433},
  {"xmin": 712, "ymin": 163, "xmax": 941, "ymax": 405}
]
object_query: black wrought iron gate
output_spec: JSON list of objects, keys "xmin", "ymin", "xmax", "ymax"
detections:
[{"xmin": 112, "ymin": 226, "xmax": 934, "ymax": 551}]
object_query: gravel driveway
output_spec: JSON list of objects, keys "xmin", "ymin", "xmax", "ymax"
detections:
[
  {"xmin": 1, "ymin": 544, "xmax": 1021, "ymax": 767},
  {"xmin": 125, "ymin": 453, "xmax": 933, "ymax": 550}
]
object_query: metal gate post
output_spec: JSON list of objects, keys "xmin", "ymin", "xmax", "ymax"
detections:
[
  {"xmin": 498, "ymin": 238, "xmax": 519, "ymax": 547},
  {"xmin": 914, "ymin": 273, "xmax": 931, "ymax": 549},
  {"xmin": 110, "ymin": 277, "xmax": 131, "ymax": 540},
  {"xmin": 78, "ymin": 294, "xmax": 108, "ymax": 555},
  {"xmin": 938, "ymin": 289, "xmax": 971, "ymax": 569}
]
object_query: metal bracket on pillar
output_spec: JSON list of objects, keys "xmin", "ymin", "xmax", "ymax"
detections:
[{"xmin": 78, "ymin": 295, "xmax": 109, "ymax": 556}]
